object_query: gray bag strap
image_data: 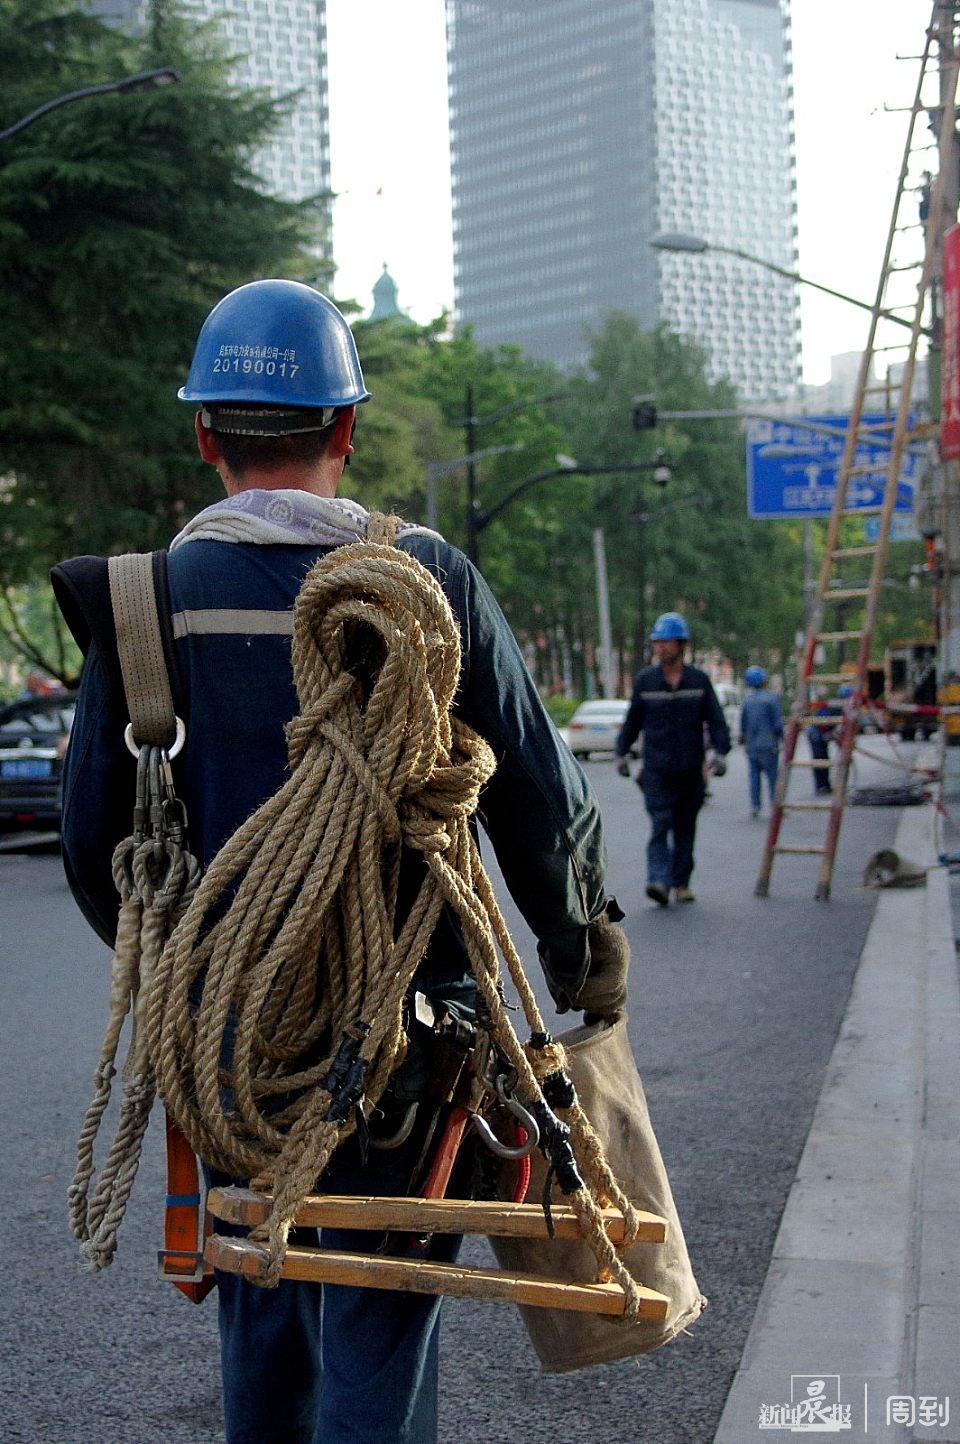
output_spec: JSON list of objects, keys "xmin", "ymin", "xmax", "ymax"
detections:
[{"xmin": 107, "ymin": 552, "xmax": 180, "ymax": 751}]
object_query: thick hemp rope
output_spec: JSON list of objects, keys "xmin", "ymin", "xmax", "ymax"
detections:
[{"xmin": 69, "ymin": 746, "xmax": 200, "ymax": 1269}]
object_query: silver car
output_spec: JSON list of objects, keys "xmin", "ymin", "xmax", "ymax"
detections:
[{"xmin": 566, "ymin": 699, "xmax": 639, "ymax": 760}]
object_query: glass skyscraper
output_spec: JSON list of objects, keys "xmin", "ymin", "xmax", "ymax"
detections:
[
  {"xmin": 90, "ymin": 1, "xmax": 331, "ymax": 235},
  {"xmin": 446, "ymin": 0, "xmax": 800, "ymax": 401}
]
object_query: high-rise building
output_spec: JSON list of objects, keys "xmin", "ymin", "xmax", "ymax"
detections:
[
  {"xmin": 446, "ymin": 0, "xmax": 800, "ymax": 401},
  {"xmin": 89, "ymin": 1, "xmax": 331, "ymax": 251}
]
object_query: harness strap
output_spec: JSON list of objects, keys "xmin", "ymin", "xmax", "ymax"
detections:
[
  {"xmin": 107, "ymin": 552, "xmax": 178, "ymax": 749},
  {"xmin": 159, "ymin": 1113, "xmax": 216, "ymax": 1303},
  {"xmin": 105, "ymin": 551, "xmax": 211, "ymax": 1298}
]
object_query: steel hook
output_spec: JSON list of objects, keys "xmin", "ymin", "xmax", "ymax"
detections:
[{"xmin": 368, "ymin": 1100, "xmax": 419, "ymax": 1150}]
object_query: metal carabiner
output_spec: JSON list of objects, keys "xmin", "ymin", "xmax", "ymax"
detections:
[{"xmin": 132, "ymin": 744, "xmax": 152, "ymax": 840}]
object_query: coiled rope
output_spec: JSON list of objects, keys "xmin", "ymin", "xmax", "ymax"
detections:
[{"xmin": 75, "ymin": 517, "xmax": 646, "ymax": 1312}]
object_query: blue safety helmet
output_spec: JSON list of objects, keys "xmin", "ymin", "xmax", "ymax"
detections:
[
  {"xmin": 179, "ymin": 279, "xmax": 371, "ymax": 435},
  {"xmin": 650, "ymin": 611, "xmax": 690, "ymax": 642},
  {"xmin": 744, "ymin": 665, "xmax": 766, "ymax": 688}
]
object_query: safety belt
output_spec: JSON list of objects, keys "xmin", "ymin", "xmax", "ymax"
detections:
[{"xmin": 107, "ymin": 551, "xmax": 215, "ymax": 1303}]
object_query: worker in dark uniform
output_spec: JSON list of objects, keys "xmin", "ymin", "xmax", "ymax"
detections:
[
  {"xmin": 614, "ymin": 611, "xmax": 730, "ymax": 907},
  {"xmin": 53, "ymin": 280, "xmax": 629, "ymax": 1444}
]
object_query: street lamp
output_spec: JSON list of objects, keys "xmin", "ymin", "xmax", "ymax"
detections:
[
  {"xmin": 467, "ymin": 454, "xmax": 674, "ymax": 565},
  {"xmin": 457, "ymin": 385, "xmax": 573, "ymax": 562},
  {"xmin": 651, "ymin": 230, "xmax": 921, "ymax": 333},
  {"xmin": 425, "ymin": 443, "xmax": 526, "ymax": 531},
  {"xmin": 0, "ymin": 68, "xmax": 181, "ymax": 144}
]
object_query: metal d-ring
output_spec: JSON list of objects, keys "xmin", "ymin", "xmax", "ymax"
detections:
[{"xmin": 124, "ymin": 716, "xmax": 186, "ymax": 761}]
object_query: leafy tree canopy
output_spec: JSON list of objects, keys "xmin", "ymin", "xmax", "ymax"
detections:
[{"xmin": 0, "ymin": 0, "xmax": 326, "ymax": 632}]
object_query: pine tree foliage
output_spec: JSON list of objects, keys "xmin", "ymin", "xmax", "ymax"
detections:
[{"xmin": 0, "ymin": 0, "xmax": 326, "ymax": 604}]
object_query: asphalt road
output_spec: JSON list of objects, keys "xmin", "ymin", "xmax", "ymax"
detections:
[{"xmin": 0, "ymin": 743, "xmax": 903, "ymax": 1443}]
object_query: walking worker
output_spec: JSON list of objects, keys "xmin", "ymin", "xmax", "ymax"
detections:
[
  {"xmin": 740, "ymin": 665, "xmax": 783, "ymax": 817},
  {"xmin": 614, "ymin": 610, "xmax": 730, "ymax": 907},
  {"xmin": 52, "ymin": 280, "xmax": 630, "ymax": 1444}
]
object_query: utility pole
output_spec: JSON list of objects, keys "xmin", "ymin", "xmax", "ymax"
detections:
[
  {"xmin": 464, "ymin": 383, "xmax": 479, "ymax": 565},
  {"xmin": 593, "ymin": 529, "xmax": 616, "ymax": 698},
  {"xmin": 932, "ymin": 4, "xmax": 960, "ymax": 785}
]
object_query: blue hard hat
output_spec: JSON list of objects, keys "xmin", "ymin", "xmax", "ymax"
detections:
[
  {"xmin": 745, "ymin": 666, "xmax": 766, "ymax": 688},
  {"xmin": 179, "ymin": 280, "xmax": 371, "ymax": 425},
  {"xmin": 650, "ymin": 611, "xmax": 690, "ymax": 642}
]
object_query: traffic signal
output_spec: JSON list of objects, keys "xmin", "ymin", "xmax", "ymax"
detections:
[{"xmin": 631, "ymin": 396, "xmax": 657, "ymax": 430}]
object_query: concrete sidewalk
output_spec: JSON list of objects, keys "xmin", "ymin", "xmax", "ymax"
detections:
[{"xmin": 713, "ymin": 782, "xmax": 960, "ymax": 1441}]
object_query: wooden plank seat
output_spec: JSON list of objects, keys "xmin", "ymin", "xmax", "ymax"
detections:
[{"xmin": 204, "ymin": 1187, "xmax": 671, "ymax": 1318}]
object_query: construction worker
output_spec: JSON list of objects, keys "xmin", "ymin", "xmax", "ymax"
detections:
[
  {"xmin": 805, "ymin": 684, "xmax": 850, "ymax": 795},
  {"xmin": 740, "ymin": 665, "xmax": 783, "ymax": 818},
  {"xmin": 614, "ymin": 611, "xmax": 730, "ymax": 907},
  {"xmin": 52, "ymin": 280, "xmax": 628, "ymax": 1444}
]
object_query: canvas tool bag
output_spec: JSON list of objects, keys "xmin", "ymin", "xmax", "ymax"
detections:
[{"xmin": 491, "ymin": 1015, "xmax": 705, "ymax": 1373}]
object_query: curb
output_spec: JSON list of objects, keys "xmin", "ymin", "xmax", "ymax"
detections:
[{"xmin": 712, "ymin": 797, "xmax": 960, "ymax": 1441}]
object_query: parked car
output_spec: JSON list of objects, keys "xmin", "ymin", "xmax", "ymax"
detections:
[
  {"xmin": 0, "ymin": 692, "xmax": 76, "ymax": 829},
  {"xmin": 566, "ymin": 699, "xmax": 639, "ymax": 760}
]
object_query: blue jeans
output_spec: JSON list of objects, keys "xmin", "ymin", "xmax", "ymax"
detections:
[
  {"xmin": 207, "ymin": 1126, "xmax": 465, "ymax": 1444},
  {"xmin": 641, "ymin": 769, "xmax": 706, "ymax": 889},
  {"xmin": 747, "ymin": 748, "xmax": 779, "ymax": 810}
]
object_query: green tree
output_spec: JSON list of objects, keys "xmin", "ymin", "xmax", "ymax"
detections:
[
  {"xmin": 0, "ymin": 0, "xmax": 326, "ymax": 675},
  {"xmin": 558, "ymin": 315, "xmax": 806, "ymax": 682}
]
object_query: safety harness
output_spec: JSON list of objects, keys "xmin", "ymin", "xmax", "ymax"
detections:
[{"xmin": 69, "ymin": 515, "xmax": 664, "ymax": 1320}]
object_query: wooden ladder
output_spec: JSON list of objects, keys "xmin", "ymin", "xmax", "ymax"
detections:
[{"xmin": 756, "ymin": 5, "xmax": 958, "ymax": 900}]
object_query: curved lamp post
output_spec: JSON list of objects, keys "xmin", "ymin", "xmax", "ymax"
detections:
[
  {"xmin": 457, "ymin": 386, "xmax": 573, "ymax": 562},
  {"xmin": 0, "ymin": 68, "xmax": 181, "ymax": 144},
  {"xmin": 651, "ymin": 230, "xmax": 918, "ymax": 333},
  {"xmin": 468, "ymin": 453, "xmax": 673, "ymax": 565}
]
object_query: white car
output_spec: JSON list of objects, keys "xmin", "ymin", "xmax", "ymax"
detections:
[{"xmin": 566, "ymin": 699, "xmax": 639, "ymax": 760}]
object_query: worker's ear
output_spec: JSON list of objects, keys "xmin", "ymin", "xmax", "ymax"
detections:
[
  {"xmin": 329, "ymin": 406, "xmax": 357, "ymax": 460},
  {"xmin": 194, "ymin": 411, "xmax": 222, "ymax": 465}
]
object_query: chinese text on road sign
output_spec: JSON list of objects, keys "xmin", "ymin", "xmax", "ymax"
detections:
[{"xmin": 746, "ymin": 415, "xmax": 918, "ymax": 520}]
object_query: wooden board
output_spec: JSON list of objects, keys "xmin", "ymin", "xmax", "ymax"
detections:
[
  {"xmin": 205, "ymin": 1234, "xmax": 671, "ymax": 1319},
  {"xmin": 206, "ymin": 1187, "xmax": 667, "ymax": 1244}
]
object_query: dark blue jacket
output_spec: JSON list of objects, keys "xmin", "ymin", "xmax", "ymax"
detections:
[
  {"xmin": 616, "ymin": 662, "xmax": 730, "ymax": 775},
  {"xmin": 740, "ymin": 689, "xmax": 783, "ymax": 757},
  {"xmin": 53, "ymin": 531, "xmax": 608, "ymax": 1007}
]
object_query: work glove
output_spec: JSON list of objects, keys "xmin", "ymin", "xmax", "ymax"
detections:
[
  {"xmin": 710, "ymin": 755, "xmax": 728, "ymax": 777},
  {"xmin": 575, "ymin": 900, "xmax": 630, "ymax": 1023},
  {"xmin": 615, "ymin": 757, "xmax": 632, "ymax": 778}
]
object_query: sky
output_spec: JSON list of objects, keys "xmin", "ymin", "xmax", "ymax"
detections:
[{"xmin": 325, "ymin": 0, "xmax": 937, "ymax": 388}]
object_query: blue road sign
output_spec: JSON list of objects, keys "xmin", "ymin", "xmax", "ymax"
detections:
[
  {"xmin": 863, "ymin": 515, "xmax": 921, "ymax": 543},
  {"xmin": 745, "ymin": 414, "xmax": 918, "ymax": 520}
]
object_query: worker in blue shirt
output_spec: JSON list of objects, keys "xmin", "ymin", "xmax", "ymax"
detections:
[
  {"xmin": 614, "ymin": 611, "xmax": 730, "ymax": 907},
  {"xmin": 53, "ymin": 280, "xmax": 627, "ymax": 1444},
  {"xmin": 740, "ymin": 665, "xmax": 783, "ymax": 817}
]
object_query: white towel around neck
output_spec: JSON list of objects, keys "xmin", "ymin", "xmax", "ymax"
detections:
[{"xmin": 169, "ymin": 490, "xmax": 439, "ymax": 551}]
